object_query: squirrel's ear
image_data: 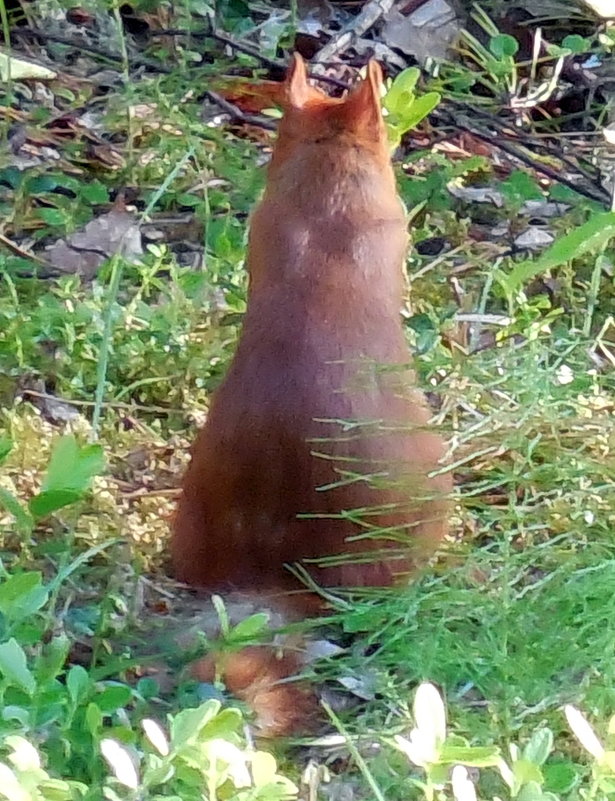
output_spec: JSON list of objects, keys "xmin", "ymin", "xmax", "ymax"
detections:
[
  {"xmin": 342, "ymin": 60, "xmax": 384, "ymax": 134},
  {"xmin": 284, "ymin": 53, "xmax": 327, "ymax": 108},
  {"xmin": 285, "ymin": 53, "xmax": 311, "ymax": 108}
]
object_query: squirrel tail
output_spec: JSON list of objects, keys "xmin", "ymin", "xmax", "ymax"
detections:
[{"xmin": 191, "ymin": 642, "xmax": 320, "ymax": 738}]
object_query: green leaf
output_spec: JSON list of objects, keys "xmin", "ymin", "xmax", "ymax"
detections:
[
  {"xmin": 0, "ymin": 572, "xmax": 48, "ymax": 621},
  {"xmin": 545, "ymin": 43, "xmax": 568, "ymax": 58},
  {"xmin": 25, "ymin": 175, "xmax": 59, "ymax": 194},
  {"xmin": 451, "ymin": 155, "xmax": 489, "ymax": 178},
  {"xmin": 501, "ymin": 170, "xmax": 543, "ymax": 203},
  {"xmin": 517, "ymin": 781, "xmax": 548, "ymax": 801},
  {"xmin": 136, "ymin": 677, "xmax": 159, "ymax": 700},
  {"xmin": 37, "ymin": 207, "xmax": 67, "ymax": 226},
  {"xmin": 42, "ymin": 436, "xmax": 104, "ymax": 493},
  {"xmin": 383, "ymin": 67, "xmax": 420, "ymax": 115},
  {"xmin": 386, "ymin": 123, "xmax": 405, "ymax": 149},
  {"xmin": 562, "ymin": 34, "xmax": 588, "ymax": 53},
  {"xmin": 54, "ymin": 86, "xmax": 77, "ymax": 103},
  {"xmin": 37, "ymin": 635, "xmax": 71, "ymax": 684},
  {"xmin": 85, "ymin": 702, "xmax": 103, "ymax": 735},
  {"xmin": 408, "ymin": 313, "xmax": 438, "ymax": 355},
  {"xmin": 229, "ymin": 612, "xmax": 270, "ymax": 642},
  {"xmin": 29, "ymin": 489, "xmax": 81, "ymax": 518},
  {"xmin": 0, "ymin": 572, "xmax": 41, "ymax": 605},
  {"xmin": 428, "ymin": 763, "xmax": 450, "ymax": 786},
  {"xmin": 40, "ymin": 777, "xmax": 88, "ymax": 801},
  {"xmin": 67, "ymin": 665, "xmax": 91, "ymax": 705},
  {"xmin": 2, "ymin": 706, "xmax": 30, "ymax": 726},
  {"xmin": 5, "ymin": 256, "xmax": 37, "ymax": 275},
  {"xmin": 439, "ymin": 743, "xmax": 501, "ymax": 766},
  {"xmin": 490, "ymin": 33, "xmax": 519, "ymax": 58},
  {"xmin": 397, "ymin": 92, "xmax": 441, "ymax": 133},
  {"xmin": 170, "ymin": 701, "xmax": 222, "ymax": 749},
  {"xmin": 500, "ymin": 212, "xmax": 615, "ymax": 294},
  {"xmin": 49, "ymin": 173, "xmax": 81, "ymax": 193},
  {"xmin": 80, "ymin": 180, "xmax": 110, "ymax": 205},
  {"xmin": 0, "ymin": 437, "xmax": 12, "ymax": 464},
  {"xmin": 0, "ymin": 488, "xmax": 32, "ymax": 535},
  {"xmin": 0, "ymin": 638, "xmax": 35, "ymax": 694},
  {"xmin": 212, "ymin": 594, "xmax": 230, "ymax": 637},
  {"xmin": 96, "ymin": 684, "xmax": 132, "ymax": 712},
  {"xmin": 49, "ymin": 539, "xmax": 121, "ymax": 591},
  {"xmin": 29, "ymin": 435, "xmax": 104, "ymax": 518},
  {"xmin": 513, "ymin": 758, "xmax": 544, "ymax": 786},
  {"xmin": 200, "ymin": 707, "xmax": 243, "ymax": 740},
  {"xmin": 0, "ymin": 167, "xmax": 23, "ymax": 189},
  {"xmin": 549, "ymin": 183, "xmax": 584, "ymax": 203},
  {"xmin": 523, "ymin": 728, "xmax": 553, "ymax": 766},
  {"xmin": 543, "ymin": 761, "xmax": 579, "ymax": 794},
  {"xmin": 176, "ymin": 193, "xmax": 202, "ymax": 208}
]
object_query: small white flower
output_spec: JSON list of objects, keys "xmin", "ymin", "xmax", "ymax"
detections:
[
  {"xmin": 142, "ymin": 719, "xmax": 170, "ymax": 756},
  {"xmin": 0, "ymin": 763, "xmax": 28, "ymax": 801},
  {"xmin": 5, "ymin": 736, "xmax": 41, "ymax": 771},
  {"xmin": 497, "ymin": 758, "xmax": 515, "ymax": 790},
  {"xmin": 452, "ymin": 765, "xmax": 477, "ymax": 801},
  {"xmin": 395, "ymin": 731, "xmax": 436, "ymax": 768},
  {"xmin": 555, "ymin": 364, "xmax": 574, "ymax": 385},
  {"xmin": 100, "ymin": 738, "xmax": 139, "ymax": 790},
  {"xmin": 414, "ymin": 682, "xmax": 446, "ymax": 747},
  {"xmin": 206, "ymin": 739, "xmax": 251, "ymax": 787},
  {"xmin": 395, "ymin": 682, "xmax": 447, "ymax": 767},
  {"xmin": 565, "ymin": 705, "xmax": 605, "ymax": 759}
]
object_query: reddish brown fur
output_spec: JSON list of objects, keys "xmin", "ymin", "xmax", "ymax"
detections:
[
  {"xmin": 173, "ymin": 57, "xmax": 450, "ymax": 596},
  {"xmin": 191, "ymin": 645, "xmax": 319, "ymax": 738},
  {"xmin": 172, "ymin": 55, "xmax": 452, "ymax": 733}
]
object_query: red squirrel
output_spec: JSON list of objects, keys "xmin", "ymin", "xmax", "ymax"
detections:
[{"xmin": 172, "ymin": 54, "xmax": 452, "ymax": 734}]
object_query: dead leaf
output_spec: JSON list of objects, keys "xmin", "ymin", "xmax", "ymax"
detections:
[
  {"xmin": 523, "ymin": 200, "xmax": 571, "ymax": 218},
  {"xmin": 0, "ymin": 50, "xmax": 57, "ymax": 81},
  {"xmin": 297, "ymin": 0, "xmax": 336, "ymax": 35},
  {"xmin": 514, "ymin": 226, "xmax": 554, "ymax": 250},
  {"xmin": 447, "ymin": 184, "xmax": 505, "ymax": 206},
  {"xmin": 304, "ymin": 639, "xmax": 345, "ymax": 662},
  {"xmin": 43, "ymin": 210, "xmax": 143, "ymax": 279},
  {"xmin": 336, "ymin": 673, "xmax": 377, "ymax": 701},
  {"xmin": 381, "ymin": 0, "xmax": 462, "ymax": 64},
  {"xmin": 213, "ymin": 79, "xmax": 283, "ymax": 114}
]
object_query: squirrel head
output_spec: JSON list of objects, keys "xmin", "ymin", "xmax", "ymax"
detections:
[{"xmin": 272, "ymin": 53, "xmax": 388, "ymax": 165}]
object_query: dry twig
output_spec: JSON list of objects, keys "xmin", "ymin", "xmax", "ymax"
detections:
[
  {"xmin": 149, "ymin": 24, "xmax": 350, "ymax": 90},
  {"xmin": 448, "ymin": 117, "xmax": 610, "ymax": 206},
  {"xmin": 204, "ymin": 90, "xmax": 276, "ymax": 130},
  {"xmin": 0, "ymin": 233, "xmax": 50, "ymax": 266}
]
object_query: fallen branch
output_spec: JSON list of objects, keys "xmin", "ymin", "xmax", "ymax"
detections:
[
  {"xmin": 149, "ymin": 24, "xmax": 350, "ymax": 90},
  {"xmin": 446, "ymin": 100, "xmax": 606, "ymax": 195},
  {"xmin": 440, "ymin": 112, "xmax": 610, "ymax": 206},
  {"xmin": 0, "ymin": 232, "xmax": 51, "ymax": 267},
  {"xmin": 13, "ymin": 25, "xmax": 173, "ymax": 74},
  {"xmin": 204, "ymin": 90, "xmax": 276, "ymax": 130}
]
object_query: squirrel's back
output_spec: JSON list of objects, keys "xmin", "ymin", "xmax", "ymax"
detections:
[{"xmin": 172, "ymin": 54, "xmax": 451, "ymax": 603}]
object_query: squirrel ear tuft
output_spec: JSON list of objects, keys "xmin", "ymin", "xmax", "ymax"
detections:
[
  {"xmin": 285, "ymin": 53, "xmax": 311, "ymax": 108},
  {"xmin": 341, "ymin": 60, "xmax": 384, "ymax": 134},
  {"xmin": 284, "ymin": 53, "xmax": 328, "ymax": 108}
]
